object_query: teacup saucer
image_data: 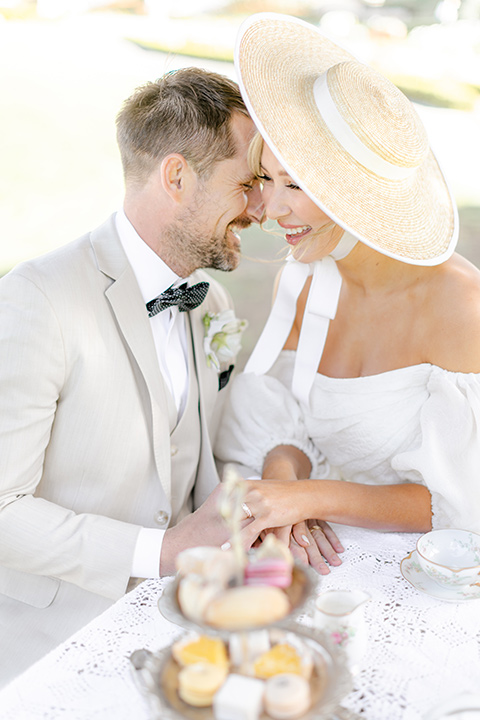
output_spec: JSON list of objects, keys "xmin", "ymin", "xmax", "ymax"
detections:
[{"xmin": 400, "ymin": 550, "xmax": 480, "ymax": 603}]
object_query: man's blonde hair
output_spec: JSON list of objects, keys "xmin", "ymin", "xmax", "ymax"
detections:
[{"xmin": 116, "ymin": 67, "xmax": 249, "ymax": 186}]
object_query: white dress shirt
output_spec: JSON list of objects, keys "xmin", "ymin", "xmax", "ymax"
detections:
[
  {"xmin": 116, "ymin": 209, "xmax": 189, "ymax": 418},
  {"xmin": 116, "ymin": 209, "xmax": 190, "ymax": 578}
]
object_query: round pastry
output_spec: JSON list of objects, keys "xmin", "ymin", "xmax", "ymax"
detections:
[
  {"xmin": 253, "ymin": 643, "xmax": 303, "ymax": 679},
  {"xmin": 177, "ymin": 576, "xmax": 223, "ymax": 624},
  {"xmin": 172, "ymin": 634, "xmax": 228, "ymax": 669},
  {"xmin": 264, "ymin": 673, "xmax": 311, "ymax": 719},
  {"xmin": 177, "ymin": 662, "xmax": 227, "ymax": 707},
  {"xmin": 204, "ymin": 585, "xmax": 291, "ymax": 630}
]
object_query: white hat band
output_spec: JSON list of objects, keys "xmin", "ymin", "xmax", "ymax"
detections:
[{"xmin": 313, "ymin": 73, "xmax": 416, "ymax": 181}]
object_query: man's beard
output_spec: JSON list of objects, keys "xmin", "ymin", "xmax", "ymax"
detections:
[{"xmin": 164, "ymin": 212, "xmax": 251, "ymax": 275}]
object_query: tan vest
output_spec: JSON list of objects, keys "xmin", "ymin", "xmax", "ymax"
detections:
[{"xmin": 168, "ymin": 318, "xmax": 202, "ymax": 524}]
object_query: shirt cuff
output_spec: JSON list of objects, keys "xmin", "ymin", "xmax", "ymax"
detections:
[{"xmin": 131, "ymin": 527, "xmax": 165, "ymax": 578}]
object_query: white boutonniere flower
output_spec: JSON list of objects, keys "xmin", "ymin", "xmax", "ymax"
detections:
[{"xmin": 203, "ymin": 310, "xmax": 248, "ymax": 371}]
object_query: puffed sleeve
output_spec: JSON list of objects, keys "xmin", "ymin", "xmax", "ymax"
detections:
[
  {"xmin": 215, "ymin": 352, "xmax": 324, "ymax": 476},
  {"xmin": 392, "ymin": 367, "xmax": 480, "ymax": 532}
]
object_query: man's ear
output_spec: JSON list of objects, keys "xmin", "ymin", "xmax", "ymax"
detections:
[{"xmin": 160, "ymin": 153, "xmax": 196, "ymax": 203}]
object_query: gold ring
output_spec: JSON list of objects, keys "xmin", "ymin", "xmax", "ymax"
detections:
[
  {"xmin": 242, "ymin": 502, "xmax": 253, "ymax": 519},
  {"xmin": 310, "ymin": 525, "xmax": 322, "ymax": 531}
]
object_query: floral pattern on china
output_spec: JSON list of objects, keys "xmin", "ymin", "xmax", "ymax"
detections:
[
  {"xmin": 400, "ymin": 549, "xmax": 480, "ymax": 602},
  {"xmin": 416, "ymin": 529, "xmax": 480, "ymax": 589}
]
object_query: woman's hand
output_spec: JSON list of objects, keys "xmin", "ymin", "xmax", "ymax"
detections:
[
  {"xmin": 238, "ymin": 479, "xmax": 344, "ymax": 571},
  {"xmin": 292, "ymin": 520, "xmax": 344, "ymax": 574},
  {"xmin": 240, "ymin": 479, "xmax": 310, "ymax": 547},
  {"xmin": 266, "ymin": 521, "xmax": 344, "ymax": 575},
  {"xmin": 249, "ymin": 518, "xmax": 344, "ymax": 575}
]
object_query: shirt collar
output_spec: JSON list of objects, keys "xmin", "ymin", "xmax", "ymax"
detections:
[{"xmin": 115, "ymin": 208, "xmax": 182, "ymax": 304}]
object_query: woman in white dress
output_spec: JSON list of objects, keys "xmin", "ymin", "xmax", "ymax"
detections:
[{"xmin": 216, "ymin": 13, "xmax": 480, "ymax": 573}]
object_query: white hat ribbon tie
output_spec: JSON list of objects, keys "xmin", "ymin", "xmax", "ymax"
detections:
[
  {"xmin": 292, "ymin": 256, "xmax": 342, "ymax": 406},
  {"xmin": 244, "ymin": 258, "xmax": 311, "ymax": 376},
  {"xmin": 245, "ymin": 254, "xmax": 343, "ymax": 407}
]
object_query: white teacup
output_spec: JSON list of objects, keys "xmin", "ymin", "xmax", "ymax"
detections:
[
  {"xmin": 424, "ymin": 692, "xmax": 480, "ymax": 719},
  {"xmin": 416, "ymin": 529, "xmax": 480, "ymax": 588}
]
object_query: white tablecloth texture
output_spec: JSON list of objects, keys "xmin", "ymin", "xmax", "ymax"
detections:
[{"xmin": 1, "ymin": 526, "xmax": 479, "ymax": 720}]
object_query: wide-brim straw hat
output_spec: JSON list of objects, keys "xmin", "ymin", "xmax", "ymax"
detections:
[{"xmin": 235, "ymin": 13, "xmax": 458, "ymax": 265}]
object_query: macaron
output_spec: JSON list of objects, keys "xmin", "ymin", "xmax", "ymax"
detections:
[
  {"xmin": 178, "ymin": 662, "xmax": 227, "ymax": 707},
  {"xmin": 264, "ymin": 673, "xmax": 311, "ymax": 719}
]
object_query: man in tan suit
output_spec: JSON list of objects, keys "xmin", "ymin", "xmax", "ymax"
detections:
[{"xmin": 0, "ymin": 67, "xmax": 262, "ymax": 686}]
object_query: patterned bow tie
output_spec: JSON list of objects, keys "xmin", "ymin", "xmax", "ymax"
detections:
[{"xmin": 146, "ymin": 281, "xmax": 209, "ymax": 318}]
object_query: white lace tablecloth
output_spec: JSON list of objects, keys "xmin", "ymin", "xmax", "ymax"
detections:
[{"xmin": 1, "ymin": 526, "xmax": 479, "ymax": 720}]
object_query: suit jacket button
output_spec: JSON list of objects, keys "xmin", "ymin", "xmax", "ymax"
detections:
[
  {"xmin": 170, "ymin": 445, "xmax": 179, "ymax": 456},
  {"xmin": 154, "ymin": 510, "xmax": 169, "ymax": 527}
]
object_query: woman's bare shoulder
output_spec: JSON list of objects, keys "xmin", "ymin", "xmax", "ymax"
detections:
[{"xmin": 426, "ymin": 253, "xmax": 480, "ymax": 373}]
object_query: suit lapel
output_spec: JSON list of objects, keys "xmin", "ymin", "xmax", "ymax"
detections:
[
  {"xmin": 189, "ymin": 303, "xmax": 218, "ymax": 414},
  {"xmin": 90, "ymin": 216, "xmax": 173, "ymax": 501},
  {"xmin": 188, "ymin": 302, "xmax": 223, "ymax": 507}
]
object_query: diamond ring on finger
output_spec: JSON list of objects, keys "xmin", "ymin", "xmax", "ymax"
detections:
[{"xmin": 242, "ymin": 502, "xmax": 253, "ymax": 519}]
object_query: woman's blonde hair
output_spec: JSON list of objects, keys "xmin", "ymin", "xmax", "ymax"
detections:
[{"xmin": 247, "ymin": 131, "xmax": 265, "ymax": 177}]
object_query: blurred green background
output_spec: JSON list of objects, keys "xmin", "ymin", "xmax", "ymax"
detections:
[{"xmin": 1, "ymin": 0, "xmax": 479, "ymax": 366}]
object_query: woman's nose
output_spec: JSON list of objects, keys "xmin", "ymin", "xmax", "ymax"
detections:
[{"xmin": 261, "ymin": 186, "xmax": 288, "ymax": 221}]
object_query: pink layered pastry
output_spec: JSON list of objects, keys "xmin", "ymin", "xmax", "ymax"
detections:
[
  {"xmin": 244, "ymin": 535, "xmax": 293, "ymax": 588},
  {"xmin": 244, "ymin": 558, "xmax": 292, "ymax": 588}
]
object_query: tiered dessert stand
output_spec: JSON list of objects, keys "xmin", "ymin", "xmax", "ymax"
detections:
[{"xmin": 130, "ymin": 469, "xmax": 354, "ymax": 719}]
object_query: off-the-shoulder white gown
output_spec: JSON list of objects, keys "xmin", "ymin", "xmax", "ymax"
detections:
[{"xmin": 216, "ymin": 350, "xmax": 480, "ymax": 531}]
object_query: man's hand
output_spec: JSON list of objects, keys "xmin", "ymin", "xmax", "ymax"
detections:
[{"xmin": 159, "ymin": 485, "xmax": 253, "ymax": 575}]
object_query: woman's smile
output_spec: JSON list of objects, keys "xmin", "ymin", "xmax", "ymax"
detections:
[
  {"xmin": 257, "ymin": 145, "xmax": 342, "ymax": 262},
  {"xmin": 278, "ymin": 223, "xmax": 313, "ymax": 245}
]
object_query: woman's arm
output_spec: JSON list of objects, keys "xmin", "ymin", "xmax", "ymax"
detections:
[
  {"xmin": 241, "ymin": 471, "xmax": 432, "ymax": 550},
  {"xmin": 262, "ymin": 444, "xmax": 312, "ymax": 481},
  {"xmin": 259, "ymin": 446, "xmax": 344, "ymax": 573}
]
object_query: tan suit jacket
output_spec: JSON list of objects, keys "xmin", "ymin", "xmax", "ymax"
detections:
[{"xmin": 0, "ymin": 215, "xmax": 233, "ymax": 684}]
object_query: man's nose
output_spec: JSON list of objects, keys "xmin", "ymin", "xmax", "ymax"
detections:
[{"xmin": 245, "ymin": 183, "xmax": 265, "ymax": 224}]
